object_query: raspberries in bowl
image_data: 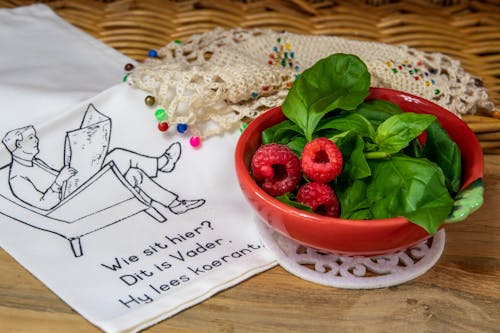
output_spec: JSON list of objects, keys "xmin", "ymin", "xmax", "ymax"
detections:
[
  {"xmin": 234, "ymin": 54, "xmax": 484, "ymax": 255},
  {"xmin": 252, "ymin": 139, "xmax": 342, "ymax": 217},
  {"xmin": 251, "ymin": 143, "xmax": 302, "ymax": 197}
]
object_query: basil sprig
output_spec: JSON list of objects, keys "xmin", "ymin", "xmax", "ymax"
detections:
[
  {"xmin": 264, "ymin": 53, "xmax": 462, "ymax": 235},
  {"xmin": 282, "ymin": 53, "xmax": 370, "ymax": 141}
]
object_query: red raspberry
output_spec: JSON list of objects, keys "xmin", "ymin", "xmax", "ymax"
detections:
[
  {"xmin": 251, "ymin": 143, "xmax": 301, "ymax": 196},
  {"xmin": 297, "ymin": 182, "xmax": 340, "ymax": 217},
  {"xmin": 301, "ymin": 137, "xmax": 343, "ymax": 183}
]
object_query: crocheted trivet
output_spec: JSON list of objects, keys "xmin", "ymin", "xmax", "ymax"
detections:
[
  {"xmin": 254, "ymin": 216, "xmax": 445, "ymax": 289},
  {"xmin": 128, "ymin": 28, "xmax": 492, "ymax": 139}
]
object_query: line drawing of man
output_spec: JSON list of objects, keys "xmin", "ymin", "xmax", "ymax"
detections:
[{"xmin": 2, "ymin": 125, "xmax": 205, "ymax": 217}]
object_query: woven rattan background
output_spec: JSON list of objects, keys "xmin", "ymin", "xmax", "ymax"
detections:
[{"xmin": 2, "ymin": 0, "xmax": 500, "ymax": 153}]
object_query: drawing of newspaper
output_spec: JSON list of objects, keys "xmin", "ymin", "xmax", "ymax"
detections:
[{"xmin": 62, "ymin": 104, "xmax": 111, "ymax": 198}]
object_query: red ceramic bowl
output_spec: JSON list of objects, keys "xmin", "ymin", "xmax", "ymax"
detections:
[{"xmin": 235, "ymin": 87, "xmax": 484, "ymax": 255}]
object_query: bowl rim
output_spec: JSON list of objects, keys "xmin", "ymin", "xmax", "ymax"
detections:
[{"xmin": 235, "ymin": 87, "xmax": 484, "ymax": 229}]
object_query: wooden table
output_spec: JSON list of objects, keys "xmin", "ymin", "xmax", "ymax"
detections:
[
  {"xmin": 1, "ymin": 1, "xmax": 499, "ymax": 330},
  {"xmin": 1, "ymin": 155, "xmax": 499, "ymax": 332}
]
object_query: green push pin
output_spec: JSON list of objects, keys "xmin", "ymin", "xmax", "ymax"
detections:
[{"xmin": 155, "ymin": 108, "xmax": 166, "ymax": 121}]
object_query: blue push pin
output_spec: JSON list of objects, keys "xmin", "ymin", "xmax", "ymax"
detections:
[
  {"xmin": 177, "ymin": 123, "xmax": 188, "ymax": 133},
  {"xmin": 148, "ymin": 49, "xmax": 158, "ymax": 58}
]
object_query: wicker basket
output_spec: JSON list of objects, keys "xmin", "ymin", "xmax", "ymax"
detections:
[{"xmin": 2, "ymin": 0, "xmax": 500, "ymax": 153}]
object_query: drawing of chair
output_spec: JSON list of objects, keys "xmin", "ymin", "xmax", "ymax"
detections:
[{"xmin": 0, "ymin": 161, "xmax": 167, "ymax": 257}]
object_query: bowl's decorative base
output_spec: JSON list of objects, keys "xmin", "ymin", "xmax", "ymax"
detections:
[{"xmin": 255, "ymin": 216, "xmax": 445, "ymax": 289}]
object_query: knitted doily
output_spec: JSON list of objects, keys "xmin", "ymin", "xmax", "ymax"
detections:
[{"xmin": 128, "ymin": 28, "xmax": 493, "ymax": 139}]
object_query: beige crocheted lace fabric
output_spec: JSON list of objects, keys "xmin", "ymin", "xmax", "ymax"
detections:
[{"xmin": 128, "ymin": 28, "xmax": 493, "ymax": 139}]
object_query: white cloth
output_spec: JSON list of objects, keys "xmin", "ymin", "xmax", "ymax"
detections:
[
  {"xmin": 0, "ymin": 5, "xmax": 276, "ymax": 332},
  {"xmin": 8, "ymin": 157, "xmax": 61, "ymax": 210},
  {"xmin": 0, "ymin": 84, "xmax": 276, "ymax": 332},
  {"xmin": 0, "ymin": 4, "xmax": 132, "ymax": 139}
]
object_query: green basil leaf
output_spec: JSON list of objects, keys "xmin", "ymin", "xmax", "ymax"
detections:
[
  {"xmin": 261, "ymin": 119, "xmax": 299, "ymax": 145},
  {"xmin": 313, "ymin": 128, "xmax": 342, "ymax": 139},
  {"xmin": 421, "ymin": 121, "xmax": 462, "ymax": 194},
  {"xmin": 282, "ymin": 54, "xmax": 371, "ymax": 140},
  {"xmin": 364, "ymin": 141, "xmax": 379, "ymax": 152},
  {"xmin": 316, "ymin": 113, "xmax": 376, "ymax": 140},
  {"xmin": 287, "ymin": 136, "xmax": 308, "ymax": 157},
  {"xmin": 367, "ymin": 156, "xmax": 454, "ymax": 234},
  {"xmin": 345, "ymin": 135, "xmax": 371, "ymax": 179},
  {"xmin": 355, "ymin": 100, "xmax": 403, "ymax": 127},
  {"xmin": 402, "ymin": 138, "xmax": 423, "ymax": 158},
  {"xmin": 348, "ymin": 209, "xmax": 374, "ymax": 220},
  {"xmin": 446, "ymin": 179, "xmax": 483, "ymax": 223},
  {"xmin": 273, "ymin": 128, "xmax": 302, "ymax": 145},
  {"xmin": 330, "ymin": 129, "xmax": 358, "ymax": 149},
  {"xmin": 331, "ymin": 130, "xmax": 371, "ymax": 180},
  {"xmin": 275, "ymin": 193, "xmax": 313, "ymax": 212},
  {"xmin": 375, "ymin": 113, "xmax": 436, "ymax": 154},
  {"xmin": 336, "ymin": 178, "xmax": 371, "ymax": 219}
]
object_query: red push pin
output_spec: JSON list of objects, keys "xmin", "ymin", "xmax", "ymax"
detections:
[{"xmin": 158, "ymin": 121, "xmax": 169, "ymax": 132}]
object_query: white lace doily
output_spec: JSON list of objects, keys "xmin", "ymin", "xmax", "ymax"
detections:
[
  {"xmin": 255, "ymin": 216, "xmax": 445, "ymax": 289},
  {"xmin": 129, "ymin": 28, "xmax": 493, "ymax": 139}
]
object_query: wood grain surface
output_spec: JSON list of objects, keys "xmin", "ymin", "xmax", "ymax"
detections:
[
  {"xmin": 1, "ymin": 1, "xmax": 499, "ymax": 332},
  {"xmin": 1, "ymin": 154, "xmax": 499, "ymax": 332}
]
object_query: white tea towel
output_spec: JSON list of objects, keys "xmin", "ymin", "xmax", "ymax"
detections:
[
  {"xmin": 0, "ymin": 4, "xmax": 132, "ymax": 132},
  {"xmin": 0, "ymin": 5, "xmax": 276, "ymax": 332},
  {"xmin": 0, "ymin": 83, "xmax": 276, "ymax": 332}
]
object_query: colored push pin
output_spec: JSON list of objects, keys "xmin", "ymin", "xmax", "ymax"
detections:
[
  {"xmin": 124, "ymin": 63, "xmax": 135, "ymax": 71},
  {"xmin": 145, "ymin": 95, "xmax": 155, "ymax": 107},
  {"xmin": 189, "ymin": 136, "xmax": 201, "ymax": 148},
  {"xmin": 176, "ymin": 123, "xmax": 188, "ymax": 133},
  {"xmin": 155, "ymin": 108, "xmax": 166, "ymax": 121},
  {"xmin": 158, "ymin": 121, "xmax": 169, "ymax": 132},
  {"xmin": 148, "ymin": 49, "xmax": 158, "ymax": 58}
]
